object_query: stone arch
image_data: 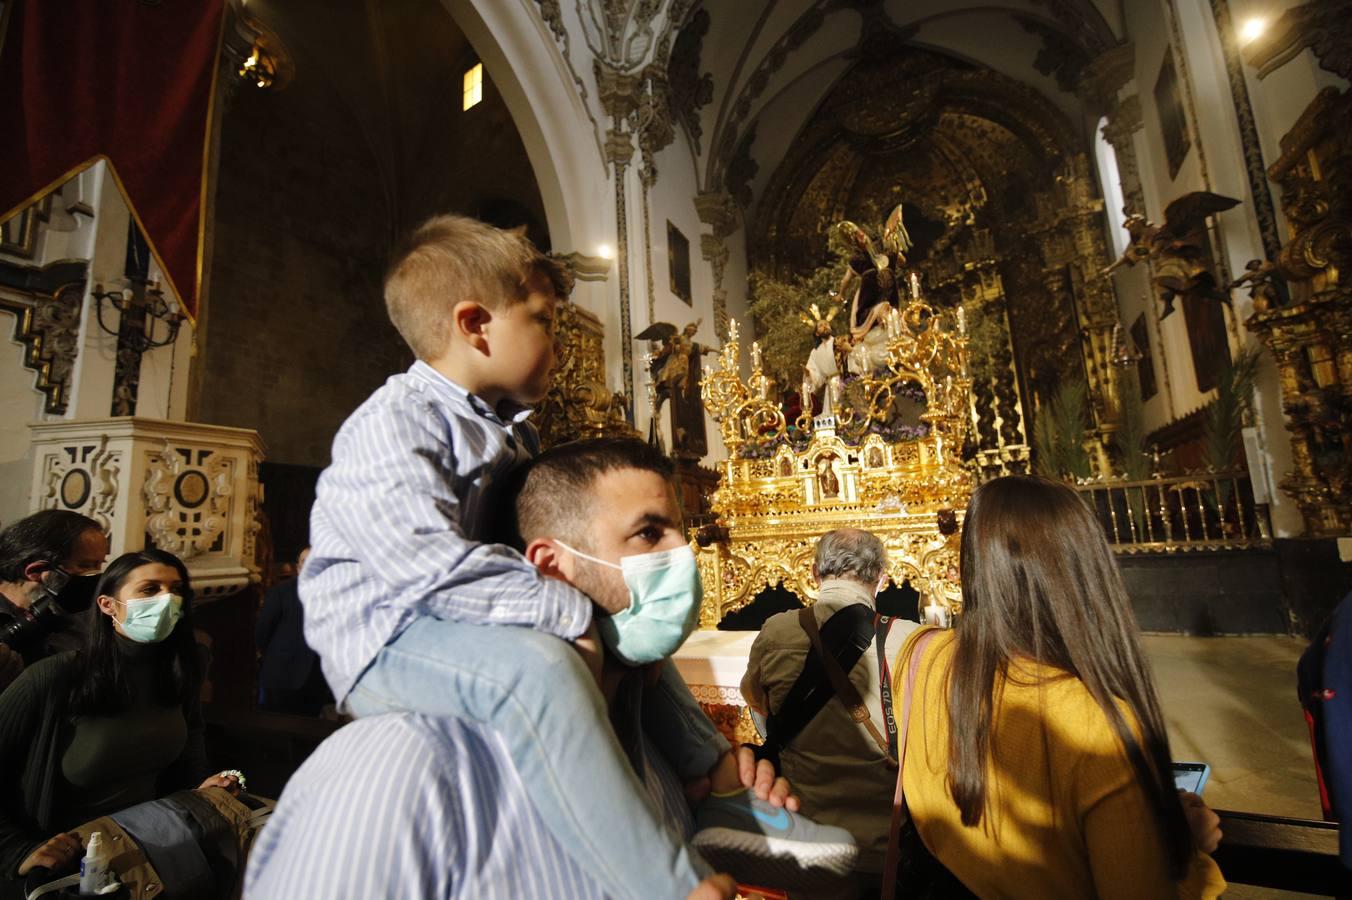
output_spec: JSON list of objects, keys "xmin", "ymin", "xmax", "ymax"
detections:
[{"xmin": 440, "ymin": 0, "xmax": 610, "ymax": 255}]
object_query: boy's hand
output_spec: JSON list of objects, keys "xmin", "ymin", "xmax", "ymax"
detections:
[{"xmin": 571, "ymin": 621, "xmax": 604, "ymax": 689}]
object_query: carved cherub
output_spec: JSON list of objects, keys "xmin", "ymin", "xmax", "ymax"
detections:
[{"xmin": 1101, "ymin": 192, "xmax": 1241, "ymax": 318}]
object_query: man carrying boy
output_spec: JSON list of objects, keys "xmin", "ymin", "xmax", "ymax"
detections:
[{"xmin": 301, "ymin": 217, "xmax": 851, "ymax": 898}]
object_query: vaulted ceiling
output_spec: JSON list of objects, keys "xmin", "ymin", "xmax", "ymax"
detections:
[{"xmin": 666, "ymin": 0, "xmax": 1124, "ymax": 272}]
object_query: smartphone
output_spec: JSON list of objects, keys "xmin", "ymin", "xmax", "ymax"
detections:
[{"xmin": 1172, "ymin": 761, "xmax": 1211, "ymax": 795}]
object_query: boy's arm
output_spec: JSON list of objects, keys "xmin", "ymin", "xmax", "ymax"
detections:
[{"xmin": 317, "ymin": 400, "xmax": 591, "ymax": 639}]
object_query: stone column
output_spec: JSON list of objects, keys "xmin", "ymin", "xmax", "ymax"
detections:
[{"xmin": 695, "ymin": 190, "xmax": 739, "ymax": 342}]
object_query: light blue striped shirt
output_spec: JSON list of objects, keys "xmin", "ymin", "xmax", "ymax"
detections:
[
  {"xmin": 301, "ymin": 361, "xmax": 592, "ymax": 702},
  {"xmin": 243, "ymin": 712, "xmax": 696, "ymax": 899}
]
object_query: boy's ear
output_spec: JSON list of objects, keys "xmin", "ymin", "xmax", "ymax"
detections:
[{"xmin": 452, "ymin": 300, "xmax": 491, "ymax": 353}]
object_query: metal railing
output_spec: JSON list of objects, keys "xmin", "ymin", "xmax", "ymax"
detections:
[{"xmin": 1073, "ymin": 470, "xmax": 1272, "ymax": 553}]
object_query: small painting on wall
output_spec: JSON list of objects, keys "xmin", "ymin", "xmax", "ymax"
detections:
[
  {"xmin": 1154, "ymin": 51, "xmax": 1191, "ymax": 180},
  {"xmin": 667, "ymin": 221, "xmax": 692, "ymax": 305}
]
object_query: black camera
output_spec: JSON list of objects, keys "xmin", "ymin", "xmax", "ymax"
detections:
[{"xmin": 0, "ymin": 568, "xmax": 98, "ymax": 650}]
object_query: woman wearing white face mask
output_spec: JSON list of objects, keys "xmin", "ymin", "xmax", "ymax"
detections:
[{"xmin": 0, "ymin": 549, "xmax": 240, "ymax": 893}]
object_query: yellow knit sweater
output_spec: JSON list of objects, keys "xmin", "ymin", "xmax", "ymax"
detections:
[{"xmin": 893, "ymin": 628, "xmax": 1226, "ymax": 899}]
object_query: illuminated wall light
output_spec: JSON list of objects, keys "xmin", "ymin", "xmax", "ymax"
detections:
[
  {"xmin": 462, "ymin": 63, "xmax": 483, "ymax": 111},
  {"xmin": 597, "ymin": 244, "xmax": 614, "ymax": 260},
  {"xmin": 1239, "ymin": 17, "xmax": 1267, "ymax": 44}
]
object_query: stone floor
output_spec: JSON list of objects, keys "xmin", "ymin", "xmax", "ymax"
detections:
[{"xmin": 1143, "ymin": 634, "xmax": 1325, "ymax": 899}]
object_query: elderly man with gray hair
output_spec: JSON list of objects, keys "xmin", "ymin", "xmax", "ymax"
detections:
[{"xmin": 741, "ymin": 528, "xmax": 918, "ymax": 893}]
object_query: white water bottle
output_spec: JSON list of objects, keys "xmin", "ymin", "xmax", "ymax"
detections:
[{"xmin": 78, "ymin": 831, "xmax": 111, "ymax": 894}]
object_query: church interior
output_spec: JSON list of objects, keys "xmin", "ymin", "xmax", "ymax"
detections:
[{"xmin": 2, "ymin": 0, "xmax": 1351, "ymax": 896}]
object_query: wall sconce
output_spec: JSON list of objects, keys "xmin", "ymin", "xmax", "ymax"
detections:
[
  {"xmin": 91, "ymin": 279, "xmax": 185, "ymax": 352},
  {"xmin": 238, "ymin": 42, "xmax": 277, "ymax": 89}
]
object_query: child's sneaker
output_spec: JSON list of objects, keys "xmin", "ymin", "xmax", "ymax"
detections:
[{"xmin": 691, "ymin": 790, "xmax": 858, "ymax": 888}]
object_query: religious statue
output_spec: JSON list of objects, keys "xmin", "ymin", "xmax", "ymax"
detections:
[
  {"xmin": 816, "ymin": 453, "xmax": 840, "ymax": 499},
  {"xmin": 636, "ymin": 319, "xmax": 715, "ymax": 414},
  {"xmin": 1229, "ymin": 258, "xmax": 1285, "ymax": 314},
  {"xmin": 829, "ymin": 205, "xmax": 912, "ymax": 375},
  {"xmin": 799, "ymin": 302, "xmax": 844, "ymax": 417},
  {"xmin": 1101, "ymin": 192, "xmax": 1240, "ymax": 319}
]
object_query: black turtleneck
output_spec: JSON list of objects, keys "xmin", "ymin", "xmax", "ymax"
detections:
[{"xmin": 57, "ymin": 635, "xmax": 188, "ymax": 823}]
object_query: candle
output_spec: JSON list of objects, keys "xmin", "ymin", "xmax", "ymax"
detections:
[{"xmin": 924, "ymin": 604, "xmax": 950, "ymax": 628}]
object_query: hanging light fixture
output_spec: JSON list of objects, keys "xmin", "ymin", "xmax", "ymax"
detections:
[{"xmin": 1110, "ymin": 321, "xmax": 1143, "ymax": 369}]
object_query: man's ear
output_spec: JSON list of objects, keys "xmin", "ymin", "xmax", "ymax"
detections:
[
  {"xmin": 22, "ymin": 561, "xmax": 50, "ymax": 584},
  {"xmin": 451, "ymin": 300, "xmax": 491, "ymax": 354},
  {"xmin": 811, "ymin": 563, "xmax": 821, "ymax": 588},
  {"xmin": 525, "ymin": 539, "xmax": 573, "ymax": 583}
]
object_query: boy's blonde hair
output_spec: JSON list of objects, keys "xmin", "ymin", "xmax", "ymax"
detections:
[{"xmin": 384, "ymin": 214, "xmax": 573, "ymax": 360}]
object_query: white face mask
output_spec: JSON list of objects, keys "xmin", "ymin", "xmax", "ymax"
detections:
[
  {"xmin": 555, "ymin": 541, "xmax": 703, "ymax": 666},
  {"xmin": 116, "ymin": 592, "xmax": 183, "ymax": 643}
]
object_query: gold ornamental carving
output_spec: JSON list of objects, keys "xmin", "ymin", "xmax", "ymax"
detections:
[
  {"xmin": 696, "ymin": 294, "xmax": 973, "ymax": 626},
  {"xmin": 1244, "ymin": 88, "xmax": 1352, "ymax": 537},
  {"xmin": 534, "ymin": 302, "xmax": 636, "ymax": 450}
]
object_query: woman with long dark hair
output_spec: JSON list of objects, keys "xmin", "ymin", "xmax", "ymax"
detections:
[
  {"xmin": 0, "ymin": 549, "xmax": 240, "ymax": 891},
  {"xmin": 894, "ymin": 475, "xmax": 1225, "ymax": 897}
]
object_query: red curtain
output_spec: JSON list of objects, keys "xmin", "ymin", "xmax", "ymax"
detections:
[{"xmin": 0, "ymin": 0, "xmax": 225, "ymax": 320}]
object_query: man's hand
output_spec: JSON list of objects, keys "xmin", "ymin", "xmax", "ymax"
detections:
[
  {"xmin": 1180, "ymin": 791, "xmax": 1222, "ymax": 854},
  {"xmin": 736, "ymin": 744, "xmax": 800, "ymax": 811},
  {"xmin": 686, "ymin": 874, "xmax": 738, "ymax": 899},
  {"xmin": 571, "ymin": 620, "xmax": 605, "ymax": 689},
  {"xmin": 18, "ymin": 832, "xmax": 81, "ymax": 875},
  {"xmin": 0, "ymin": 645, "xmax": 23, "ymax": 692}
]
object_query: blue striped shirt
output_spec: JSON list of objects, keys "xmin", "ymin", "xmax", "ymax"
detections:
[
  {"xmin": 301, "ymin": 361, "xmax": 592, "ymax": 702},
  {"xmin": 243, "ymin": 713, "xmax": 696, "ymax": 899}
]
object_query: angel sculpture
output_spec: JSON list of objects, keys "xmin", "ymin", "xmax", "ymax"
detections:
[
  {"xmin": 1101, "ymin": 192, "xmax": 1241, "ymax": 319},
  {"xmin": 636, "ymin": 319, "xmax": 714, "ymax": 414},
  {"xmin": 1229, "ymin": 258, "xmax": 1285, "ymax": 314},
  {"xmin": 799, "ymin": 302, "xmax": 844, "ymax": 417},
  {"xmin": 830, "ymin": 204, "xmax": 912, "ymax": 375}
]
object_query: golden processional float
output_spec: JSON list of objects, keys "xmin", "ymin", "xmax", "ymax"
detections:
[{"xmin": 694, "ymin": 287, "xmax": 976, "ymax": 627}]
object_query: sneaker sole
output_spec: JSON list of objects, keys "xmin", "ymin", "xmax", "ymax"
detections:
[{"xmin": 690, "ymin": 827, "xmax": 858, "ymax": 888}]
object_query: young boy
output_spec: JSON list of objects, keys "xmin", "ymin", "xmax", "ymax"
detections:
[{"xmin": 301, "ymin": 216, "xmax": 852, "ymax": 899}]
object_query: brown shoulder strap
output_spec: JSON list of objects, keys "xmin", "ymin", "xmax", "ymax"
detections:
[
  {"xmin": 798, "ymin": 607, "xmax": 895, "ymax": 762},
  {"xmin": 881, "ymin": 627, "xmax": 943, "ymax": 900}
]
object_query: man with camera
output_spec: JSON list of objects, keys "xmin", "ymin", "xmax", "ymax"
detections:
[{"xmin": 0, "ymin": 510, "xmax": 109, "ymax": 692}]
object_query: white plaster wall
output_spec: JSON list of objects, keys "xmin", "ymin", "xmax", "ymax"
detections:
[{"xmin": 641, "ymin": 136, "xmax": 708, "ymax": 447}]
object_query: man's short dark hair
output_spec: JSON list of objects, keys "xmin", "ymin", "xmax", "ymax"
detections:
[
  {"xmin": 0, "ymin": 510, "xmax": 103, "ymax": 582},
  {"xmin": 507, "ymin": 437, "xmax": 675, "ymax": 550}
]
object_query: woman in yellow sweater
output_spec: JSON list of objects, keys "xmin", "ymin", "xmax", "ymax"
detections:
[{"xmin": 894, "ymin": 475, "xmax": 1225, "ymax": 898}]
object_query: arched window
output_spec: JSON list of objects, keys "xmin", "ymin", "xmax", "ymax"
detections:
[{"xmin": 1094, "ymin": 116, "xmax": 1128, "ymax": 258}]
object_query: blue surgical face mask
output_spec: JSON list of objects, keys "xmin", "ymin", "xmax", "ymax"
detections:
[
  {"xmin": 555, "ymin": 541, "xmax": 703, "ymax": 666},
  {"xmin": 116, "ymin": 592, "xmax": 183, "ymax": 643}
]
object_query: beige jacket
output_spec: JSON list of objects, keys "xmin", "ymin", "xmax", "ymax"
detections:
[{"xmin": 740, "ymin": 578, "xmax": 918, "ymax": 873}]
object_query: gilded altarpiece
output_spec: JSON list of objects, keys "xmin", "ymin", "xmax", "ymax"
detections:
[
  {"xmin": 1246, "ymin": 88, "xmax": 1352, "ymax": 536},
  {"xmin": 533, "ymin": 302, "xmax": 635, "ymax": 449},
  {"xmin": 697, "ymin": 300, "xmax": 973, "ymax": 626}
]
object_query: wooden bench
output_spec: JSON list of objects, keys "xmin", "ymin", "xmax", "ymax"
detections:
[{"xmin": 1213, "ymin": 809, "xmax": 1349, "ymax": 895}]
